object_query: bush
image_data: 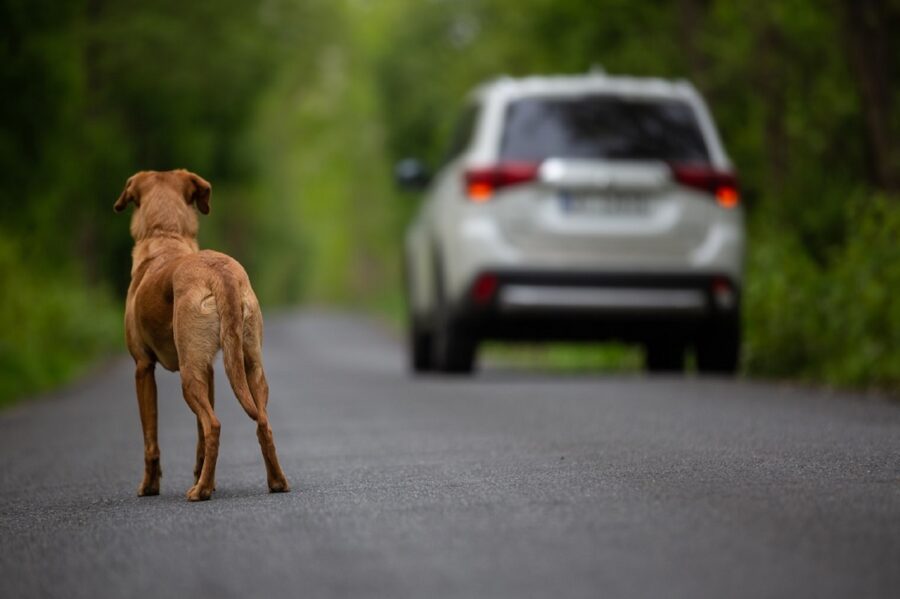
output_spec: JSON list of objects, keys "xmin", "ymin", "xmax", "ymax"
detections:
[
  {"xmin": 0, "ymin": 237, "xmax": 122, "ymax": 406},
  {"xmin": 744, "ymin": 196, "xmax": 900, "ymax": 391}
]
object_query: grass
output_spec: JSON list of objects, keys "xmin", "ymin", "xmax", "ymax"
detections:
[{"xmin": 482, "ymin": 342, "xmax": 644, "ymax": 373}]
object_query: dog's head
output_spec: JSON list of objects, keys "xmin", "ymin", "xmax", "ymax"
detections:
[{"xmin": 114, "ymin": 170, "xmax": 211, "ymax": 240}]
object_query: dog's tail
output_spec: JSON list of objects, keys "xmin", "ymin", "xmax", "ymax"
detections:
[{"xmin": 216, "ymin": 277, "xmax": 259, "ymax": 422}]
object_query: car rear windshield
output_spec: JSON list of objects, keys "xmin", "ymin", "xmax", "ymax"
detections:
[{"xmin": 499, "ymin": 95, "xmax": 710, "ymax": 163}]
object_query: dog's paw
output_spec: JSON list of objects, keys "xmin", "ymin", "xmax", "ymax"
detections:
[
  {"xmin": 269, "ymin": 478, "xmax": 290, "ymax": 493},
  {"xmin": 192, "ymin": 476, "xmax": 216, "ymax": 491},
  {"xmin": 137, "ymin": 482, "xmax": 160, "ymax": 497},
  {"xmin": 186, "ymin": 484, "xmax": 212, "ymax": 502}
]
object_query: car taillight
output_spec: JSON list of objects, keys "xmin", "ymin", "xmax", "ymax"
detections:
[
  {"xmin": 711, "ymin": 275, "xmax": 737, "ymax": 310},
  {"xmin": 470, "ymin": 273, "xmax": 498, "ymax": 305},
  {"xmin": 464, "ymin": 162, "xmax": 540, "ymax": 202},
  {"xmin": 670, "ymin": 164, "xmax": 740, "ymax": 209}
]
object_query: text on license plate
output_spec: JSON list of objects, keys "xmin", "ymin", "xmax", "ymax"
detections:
[{"xmin": 559, "ymin": 193, "xmax": 651, "ymax": 216}]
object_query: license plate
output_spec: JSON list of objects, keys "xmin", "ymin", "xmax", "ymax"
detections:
[{"xmin": 559, "ymin": 192, "xmax": 651, "ymax": 216}]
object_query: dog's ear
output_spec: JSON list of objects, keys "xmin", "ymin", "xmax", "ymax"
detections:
[
  {"xmin": 113, "ymin": 174, "xmax": 139, "ymax": 213},
  {"xmin": 186, "ymin": 172, "xmax": 211, "ymax": 215}
]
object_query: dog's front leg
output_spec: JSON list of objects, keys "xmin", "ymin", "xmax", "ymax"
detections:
[{"xmin": 135, "ymin": 360, "xmax": 161, "ymax": 496}]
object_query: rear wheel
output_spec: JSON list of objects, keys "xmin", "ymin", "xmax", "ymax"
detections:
[
  {"xmin": 696, "ymin": 317, "xmax": 740, "ymax": 375},
  {"xmin": 408, "ymin": 319, "xmax": 434, "ymax": 373},
  {"xmin": 644, "ymin": 338, "xmax": 686, "ymax": 372},
  {"xmin": 429, "ymin": 255, "xmax": 477, "ymax": 375},
  {"xmin": 404, "ymin": 253, "xmax": 435, "ymax": 374},
  {"xmin": 433, "ymin": 309, "xmax": 477, "ymax": 374}
]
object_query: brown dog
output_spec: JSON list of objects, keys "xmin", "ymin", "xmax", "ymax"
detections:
[{"xmin": 115, "ymin": 169, "xmax": 289, "ymax": 501}]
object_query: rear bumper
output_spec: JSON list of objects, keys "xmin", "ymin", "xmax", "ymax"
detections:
[
  {"xmin": 500, "ymin": 285, "xmax": 708, "ymax": 315},
  {"xmin": 453, "ymin": 270, "xmax": 739, "ymax": 342}
]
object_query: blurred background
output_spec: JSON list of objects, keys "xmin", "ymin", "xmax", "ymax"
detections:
[{"xmin": 1, "ymin": 0, "xmax": 898, "ymax": 403}]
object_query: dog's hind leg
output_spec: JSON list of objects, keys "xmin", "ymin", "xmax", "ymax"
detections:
[
  {"xmin": 244, "ymin": 315, "xmax": 289, "ymax": 493},
  {"xmin": 248, "ymin": 361, "xmax": 290, "ymax": 493},
  {"xmin": 174, "ymin": 296, "xmax": 221, "ymax": 502},
  {"xmin": 135, "ymin": 359, "xmax": 161, "ymax": 496},
  {"xmin": 181, "ymin": 363, "xmax": 219, "ymax": 502},
  {"xmin": 193, "ymin": 364, "xmax": 215, "ymax": 491},
  {"xmin": 193, "ymin": 419, "xmax": 203, "ymax": 485}
]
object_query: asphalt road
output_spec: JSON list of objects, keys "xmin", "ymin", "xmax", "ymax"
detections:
[{"xmin": 1, "ymin": 311, "xmax": 898, "ymax": 598}]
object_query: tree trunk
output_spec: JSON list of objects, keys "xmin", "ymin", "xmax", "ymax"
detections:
[
  {"xmin": 675, "ymin": 0, "xmax": 711, "ymax": 83},
  {"xmin": 840, "ymin": 0, "xmax": 899, "ymax": 192}
]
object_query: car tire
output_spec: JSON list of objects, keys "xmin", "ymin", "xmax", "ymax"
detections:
[
  {"xmin": 429, "ymin": 253, "xmax": 477, "ymax": 375},
  {"xmin": 644, "ymin": 338, "xmax": 686, "ymax": 372},
  {"xmin": 403, "ymin": 253, "xmax": 435, "ymax": 374},
  {"xmin": 409, "ymin": 319, "xmax": 434, "ymax": 373},
  {"xmin": 696, "ymin": 316, "xmax": 740, "ymax": 375},
  {"xmin": 433, "ymin": 309, "xmax": 477, "ymax": 374}
]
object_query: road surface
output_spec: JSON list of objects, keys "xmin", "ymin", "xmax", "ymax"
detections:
[{"xmin": 1, "ymin": 311, "xmax": 898, "ymax": 598}]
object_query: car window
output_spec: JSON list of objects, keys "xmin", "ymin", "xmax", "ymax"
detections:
[
  {"xmin": 441, "ymin": 104, "xmax": 480, "ymax": 166},
  {"xmin": 500, "ymin": 95, "xmax": 709, "ymax": 162}
]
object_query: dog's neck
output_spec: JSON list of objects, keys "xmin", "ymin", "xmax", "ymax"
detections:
[{"xmin": 130, "ymin": 233, "xmax": 199, "ymax": 281}]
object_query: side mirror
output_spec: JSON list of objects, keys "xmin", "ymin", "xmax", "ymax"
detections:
[{"xmin": 394, "ymin": 158, "xmax": 431, "ymax": 191}]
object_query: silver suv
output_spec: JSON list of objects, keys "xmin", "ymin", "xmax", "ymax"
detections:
[{"xmin": 396, "ymin": 73, "xmax": 745, "ymax": 375}]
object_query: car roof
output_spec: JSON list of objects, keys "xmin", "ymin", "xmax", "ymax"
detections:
[{"xmin": 468, "ymin": 72, "xmax": 701, "ymax": 104}]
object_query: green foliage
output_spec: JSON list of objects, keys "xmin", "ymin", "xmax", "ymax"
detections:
[
  {"xmin": 743, "ymin": 218, "xmax": 825, "ymax": 376},
  {"xmin": 483, "ymin": 342, "xmax": 643, "ymax": 374},
  {"xmin": 0, "ymin": 237, "xmax": 121, "ymax": 405},
  {"xmin": 745, "ymin": 197, "xmax": 900, "ymax": 390},
  {"xmin": 825, "ymin": 198, "xmax": 900, "ymax": 387}
]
